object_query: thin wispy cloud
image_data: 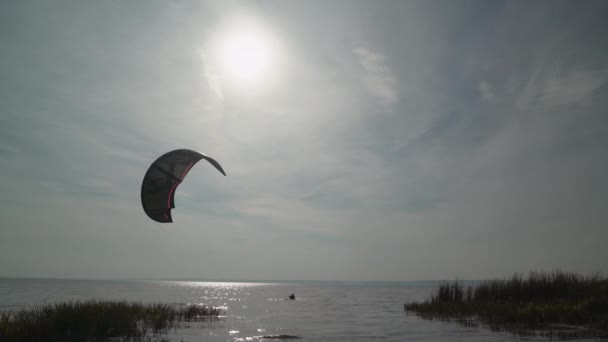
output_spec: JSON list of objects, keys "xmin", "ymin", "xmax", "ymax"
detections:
[
  {"xmin": 517, "ymin": 66, "xmax": 606, "ymax": 109},
  {"xmin": 541, "ymin": 67, "xmax": 606, "ymax": 106},
  {"xmin": 479, "ymin": 81, "xmax": 497, "ymax": 103},
  {"xmin": 353, "ymin": 46, "xmax": 399, "ymax": 107}
]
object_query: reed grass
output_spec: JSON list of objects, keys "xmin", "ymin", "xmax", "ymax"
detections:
[
  {"xmin": 0, "ymin": 300, "xmax": 222, "ymax": 342},
  {"xmin": 405, "ymin": 271, "xmax": 608, "ymax": 339}
]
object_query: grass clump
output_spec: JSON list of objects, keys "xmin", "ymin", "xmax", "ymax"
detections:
[
  {"xmin": 405, "ymin": 271, "xmax": 608, "ymax": 339},
  {"xmin": 0, "ymin": 300, "xmax": 222, "ymax": 342}
]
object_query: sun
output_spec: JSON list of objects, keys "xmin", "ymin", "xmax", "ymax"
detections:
[
  {"xmin": 213, "ymin": 21, "xmax": 279, "ymax": 90},
  {"xmin": 220, "ymin": 32, "xmax": 269, "ymax": 83}
]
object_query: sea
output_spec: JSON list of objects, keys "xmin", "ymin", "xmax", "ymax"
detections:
[{"xmin": 0, "ymin": 278, "xmax": 604, "ymax": 342}]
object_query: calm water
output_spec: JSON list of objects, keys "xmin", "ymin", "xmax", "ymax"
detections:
[{"xmin": 0, "ymin": 278, "xmax": 603, "ymax": 342}]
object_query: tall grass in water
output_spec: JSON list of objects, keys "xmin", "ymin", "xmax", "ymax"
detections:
[
  {"xmin": 0, "ymin": 300, "xmax": 222, "ymax": 342},
  {"xmin": 405, "ymin": 271, "xmax": 608, "ymax": 338}
]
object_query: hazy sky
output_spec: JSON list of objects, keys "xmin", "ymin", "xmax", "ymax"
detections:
[{"xmin": 1, "ymin": 0, "xmax": 607, "ymax": 281}]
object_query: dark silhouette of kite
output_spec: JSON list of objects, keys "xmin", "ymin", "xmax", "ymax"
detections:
[{"xmin": 141, "ymin": 149, "xmax": 225, "ymax": 223}]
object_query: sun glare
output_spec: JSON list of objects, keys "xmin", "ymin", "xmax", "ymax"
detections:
[
  {"xmin": 221, "ymin": 33, "xmax": 269, "ymax": 82},
  {"xmin": 211, "ymin": 18, "xmax": 280, "ymax": 91}
]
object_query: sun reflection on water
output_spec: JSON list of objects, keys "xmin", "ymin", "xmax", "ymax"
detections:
[{"xmin": 163, "ymin": 281, "xmax": 273, "ymax": 288}]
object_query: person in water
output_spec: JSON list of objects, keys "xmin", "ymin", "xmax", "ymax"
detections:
[{"xmin": 288, "ymin": 293, "xmax": 295, "ymax": 300}]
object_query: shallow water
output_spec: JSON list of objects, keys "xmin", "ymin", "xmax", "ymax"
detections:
[{"xmin": 0, "ymin": 278, "xmax": 604, "ymax": 341}]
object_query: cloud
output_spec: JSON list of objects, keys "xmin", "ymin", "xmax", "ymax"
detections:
[
  {"xmin": 541, "ymin": 68, "xmax": 606, "ymax": 106},
  {"xmin": 198, "ymin": 51, "xmax": 225, "ymax": 113},
  {"xmin": 353, "ymin": 46, "xmax": 399, "ymax": 106},
  {"xmin": 479, "ymin": 81, "xmax": 497, "ymax": 103},
  {"xmin": 517, "ymin": 65, "xmax": 607, "ymax": 110}
]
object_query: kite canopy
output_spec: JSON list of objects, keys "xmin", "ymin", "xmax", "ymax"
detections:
[{"xmin": 141, "ymin": 149, "xmax": 226, "ymax": 223}]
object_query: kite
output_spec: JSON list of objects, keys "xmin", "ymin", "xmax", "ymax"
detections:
[{"xmin": 141, "ymin": 149, "xmax": 225, "ymax": 223}]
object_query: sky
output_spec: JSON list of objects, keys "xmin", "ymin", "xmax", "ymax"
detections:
[{"xmin": 1, "ymin": 0, "xmax": 607, "ymax": 282}]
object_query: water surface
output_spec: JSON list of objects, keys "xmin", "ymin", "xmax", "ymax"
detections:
[{"xmin": 0, "ymin": 278, "xmax": 602, "ymax": 341}]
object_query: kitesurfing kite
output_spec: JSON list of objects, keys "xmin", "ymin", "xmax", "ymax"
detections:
[{"xmin": 141, "ymin": 149, "xmax": 226, "ymax": 223}]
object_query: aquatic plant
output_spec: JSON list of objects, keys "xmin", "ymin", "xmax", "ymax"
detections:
[
  {"xmin": 0, "ymin": 300, "xmax": 222, "ymax": 342},
  {"xmin": 405, "ymin": 271, "xmax": 608, "ymax": 339}
]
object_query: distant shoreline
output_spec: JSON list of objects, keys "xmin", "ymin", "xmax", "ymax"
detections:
[{"xmin": 0, "ymin": 276, "xmax": 472, "ymax": 286}]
